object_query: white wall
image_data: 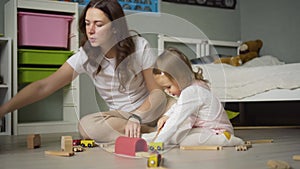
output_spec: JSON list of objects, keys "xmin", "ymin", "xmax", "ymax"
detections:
[{"xmin": 240, "ymin": 0, "xmax": 300, "ymax": 63}]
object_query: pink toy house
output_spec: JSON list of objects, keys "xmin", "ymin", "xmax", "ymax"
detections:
[{"xmin": 115, "ymin": 136, "xmax": 148, "ymax": 156}]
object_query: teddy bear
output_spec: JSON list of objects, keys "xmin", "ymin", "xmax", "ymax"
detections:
[{"xmin": 214, "ymin": 39, "xmax": 263, "ymax": 66}]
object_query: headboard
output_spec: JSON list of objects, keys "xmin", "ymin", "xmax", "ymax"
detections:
[{"xmin": 158, "ymin": 34, "xmax": 241, "ymax": 59}]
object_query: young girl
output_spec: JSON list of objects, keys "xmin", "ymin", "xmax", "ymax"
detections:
[{"xmin": 142, "ymin": 48, "xmax": 244, "ymax": 146}]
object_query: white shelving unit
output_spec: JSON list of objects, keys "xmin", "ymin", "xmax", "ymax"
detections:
[
  {"xmin": 4, "ymin": 0, "xmax": 80, "ymax": 135},
  {"xmin": 0, "ymin": 37, "xmax": 12, "ymax": 135}
]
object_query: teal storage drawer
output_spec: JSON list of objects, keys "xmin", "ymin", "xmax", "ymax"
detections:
[
  {"xmin": 18, "ymin": 49, "xmax": 73, "ymax": 65},
  {"xmin": 18, "ymin": 67, "xmax": 58, "ymax": 83}
]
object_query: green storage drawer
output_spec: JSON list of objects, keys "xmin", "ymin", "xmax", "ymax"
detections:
[
  {"xmin": 18, "ymin": 49, "xmax": 73, "ymax": 65},
  {"xmin": 18, "ymin": 67, "xmax": 58, "ymax": 83}
]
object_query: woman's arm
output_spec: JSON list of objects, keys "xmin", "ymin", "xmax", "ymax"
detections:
[
  {"xmin": 125, "ymin": 68, "xmax": 167, "ymax": 138},
  {"xmin": 0, "ymin": 62, "xmax": 78, "ymax": 118},
  {"xmin": 134, "ymin": 68, "xmax": 166, "ymax": 119}
]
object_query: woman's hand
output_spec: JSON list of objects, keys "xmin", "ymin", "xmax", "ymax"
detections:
[
  {"xmin": 125, "ymin": 118, "xmax": 141, "ymax": 138},
  {"xmin": 157, "ymin": 115, "xmax": 169, "ymax": 131}
]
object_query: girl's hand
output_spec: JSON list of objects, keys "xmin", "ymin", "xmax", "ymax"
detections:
[
  {"xmin": 125, "ymin": 118, "xmax": 141, "ymax": 138},
  {"xmin": 157, "ymin": 115, "xmax": 169, "ymax": 131}
]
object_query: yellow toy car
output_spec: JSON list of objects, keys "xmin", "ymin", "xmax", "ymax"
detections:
[
  {"xmin": 80, "ymin": 139, "xmax": 95, "ymax": 147},
  {"xmin": 148, "ymin": 142, "xmax": 164, "ymax": 152}
]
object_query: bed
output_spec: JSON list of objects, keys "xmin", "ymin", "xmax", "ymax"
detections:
[{"xmin": 158, "ymin": 34, "xmax": 300, "ymax": 103}]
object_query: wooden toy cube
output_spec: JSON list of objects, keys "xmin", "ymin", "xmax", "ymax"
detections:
[
  {"xmin": 27, "ymin": 134, "xmax": 41, "ymax": 149},
  {"xmin": 61, "ymin": 136, "xmax": 73, "ymax": 152}
]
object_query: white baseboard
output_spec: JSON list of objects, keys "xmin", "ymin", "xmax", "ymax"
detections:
[{"xmin": 16, "ymin": 121, "xmax": 78, "ymax": 135}]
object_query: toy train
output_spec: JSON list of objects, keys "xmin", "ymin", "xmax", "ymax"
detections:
[
  {"xmin": 148, "ymin": 142, "xmax": 164, "ymax": 152},
  {"xmin": 147, "ymin": 153, "xmax": 163, "ymax": 168}
]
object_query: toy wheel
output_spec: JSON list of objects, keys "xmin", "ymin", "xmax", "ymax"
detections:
[
  {"xmin": 81, "ymin": 143, "xmax": 85, "ymax": 147},
  {"xmin": 147, "ymin": 159, "xmax": 156, "ymax": 167},
  {"xmin": 157, "ymin": 146, "xmax": 162, "ymax": 151},
  {"xmin": 88, "ymin": 143, "xmax": 92, "ymax": 147},
  {"xmin": 149, "ymin": 146, "xmax": 155, "ymax": 151}
]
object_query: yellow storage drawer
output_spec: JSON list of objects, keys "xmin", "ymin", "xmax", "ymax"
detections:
[{"xmin": 18, "ymin": 67, "xmax": 58, "ymax": 83}]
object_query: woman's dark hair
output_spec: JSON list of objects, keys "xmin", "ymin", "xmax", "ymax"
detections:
[{"xmin": 79, "ymin": 0, "xmax": 135, "ymax": 75}]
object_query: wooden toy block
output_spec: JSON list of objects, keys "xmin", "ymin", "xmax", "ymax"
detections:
[
  {"xmin": 45, "ymin": 150, "xmax": 74, "ymax": 157},
  {"xmin": 115, "ymin": 136, "xmax": 148, "ymax": 156},
  {"xmin": 61, "ymin": 136, "xmax": 73, "ymax": 153},
  {"xmin": 180, "ymin": 145, "xmax": 223, "ymax": 150},
  {"xmin": 267, "ymin": 160, "xmax": 290, "ymax": 169},
  {"xmin": 245, "ymin": 139, "xmax": 273, "ymax": 144},
  {"xmin": 136, "ymin": 152, "xmax": 152, "ymax": 158},
  {"xmin": 293, "ymin": 155, "xmax": 300, "ymax": 161},
  {"xmin": 235, "ymin": 144, "xmax": 252, "ymax": 151},
  {"xmin": 27, "ymin": 134, "xmax": 41, "ymax": 149}
]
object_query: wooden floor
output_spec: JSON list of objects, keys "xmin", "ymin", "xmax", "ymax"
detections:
[{"xmin": 0, "ymin": 128, "xmax": 300, "ymax": 169}]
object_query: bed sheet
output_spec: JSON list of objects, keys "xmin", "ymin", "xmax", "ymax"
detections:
[{"xmin": 192, "ymin": 55, "xmax": 300, "ymax": 100}]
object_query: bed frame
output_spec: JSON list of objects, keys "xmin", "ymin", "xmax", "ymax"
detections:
[{"xmin": 157, "ymin": 34, "xmax": 300, "ymax": 102}]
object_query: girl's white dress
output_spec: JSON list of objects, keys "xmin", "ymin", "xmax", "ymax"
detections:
[{"xmin": 142, "ymin": 80, "xmax": 244, "ymax": 146}]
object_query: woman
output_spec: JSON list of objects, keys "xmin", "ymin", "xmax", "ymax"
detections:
[{"xmin": 0, "ymin": 0, "xmax": 168, "ymax": 142}]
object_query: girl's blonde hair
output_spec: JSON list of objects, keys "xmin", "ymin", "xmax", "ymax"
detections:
[{"xmin": 153, "ymin": 47, "xmax": 209, "ymax": 84}]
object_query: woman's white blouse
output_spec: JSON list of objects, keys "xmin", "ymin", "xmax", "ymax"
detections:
[{"xmin": 67, "ymin": 36, "xmax": 157, "ymax": 112}]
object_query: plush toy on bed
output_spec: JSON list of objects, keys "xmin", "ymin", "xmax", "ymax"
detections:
[{"xmin": 214, "ymin": 39, "xmax": 263, "ymax": 66}]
